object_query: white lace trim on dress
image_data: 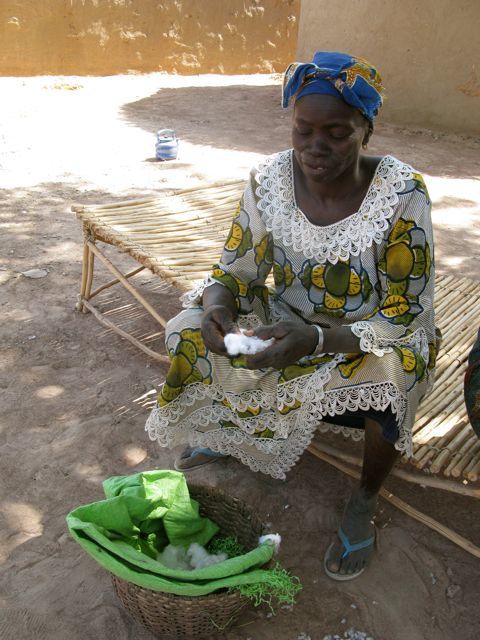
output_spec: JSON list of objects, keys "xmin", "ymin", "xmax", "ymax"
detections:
[
  {"xmin": 316, "ymin": 381, "xmax": 410, "ymax": 455},
  {"xmin": 145, "ymin": 373, "xmax": 409, "ymax": 479},
  {"xmin": 181, "ymin": 275, "xmax": 225, "ymax": 308},
  {"xmin": 350, "ymin": 321, "xmax": 392, "ymax": 357},
  {"xmin": 254, "ymin": 151, "xmax": 414, "ymax": 265},
  {"xmin": 351, "ymin": 322, "xmax": 430, "ymax": 362}
]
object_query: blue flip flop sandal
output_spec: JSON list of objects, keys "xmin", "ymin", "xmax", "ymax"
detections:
[
  {"xmin": 324, "ymin": 527, "xmax": 376, "ymax": 581},
  {"xmin": 174, "ymin": 447, "xmax": 229, "ymax": 472}
]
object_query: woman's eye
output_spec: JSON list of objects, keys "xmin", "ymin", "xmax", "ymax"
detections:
[
  {"xmin": 295, "ymin": 127, "xmax": 312, "ymax": 136},
  {"xmin": 329, "ymin": 130, "xmax": 350, "ymax": 140}
]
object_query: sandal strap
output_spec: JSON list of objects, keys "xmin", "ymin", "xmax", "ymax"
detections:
[
  {"xmin": 338, "ymin": 527, "xmax": 375, "ymax": 559},
  {"xmin": 189, "ymin": 447, "xmax": 228, "ymax": 458}
]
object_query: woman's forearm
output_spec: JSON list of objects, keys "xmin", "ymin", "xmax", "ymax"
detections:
[
  {"xmin": 322, "ymin": 325, "xmax": 361, "ymax": 354},
  {"xmin": 202, "ymin": 283, "xmax": 237, "ymax": 319}
]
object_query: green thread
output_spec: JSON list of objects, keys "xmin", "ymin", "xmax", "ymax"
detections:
[
  {"xmin": 237, "ymin": 563, "xmax": 302, "ymax": 612},
  {"xmin": 207, "ymin": 535, "xmax": 246, "ymax": 558},
  {"xmin": 208, "ymin": 537, "xmax": 302, "ymax": 613}
]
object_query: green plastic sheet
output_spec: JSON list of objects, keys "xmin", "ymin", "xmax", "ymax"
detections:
[{"xmin": 67, "ymin": 470, "xmax": 276, "ymax": 596}]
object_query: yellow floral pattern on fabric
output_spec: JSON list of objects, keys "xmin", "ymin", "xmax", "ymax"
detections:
[
  {"xmin": 223, "ymin": 205, "xmax": 253, "ymax": 261},
  {"xmin": 221, "ymin": 398, "xmax": 262, "ymax": 419},
  {"xmin": 279, "ymin": 354, "xmax": 335, "ymax": 383},
  {"xmin": 344, "ymin": 58, "xmax": 384, "ymax": 94},
  {"xmin": 299, "ymin": 259, "xmax": 373, "ymax": 317},
  {"xmin": 273, "ymin": 247, "xmax": 295, "ymax": 295},
  {"xmin": 428, "ymin": 338, "xmax": 440, "ymax": 370},
  {"xmin": 278, "ymin": 400, "xmax": 301, "ymax": 416},
  {"xmin": 338, "ymin": 354, "xmax": 368, "ymax": 379},
  {"xmin": 210, "ymin": 264, "xmax": 248, "ymax": 305},
  {"xmin": 254, "ymin": 235, "xmax": 273, "ymax": 266},
  {"xmin": 393, "ymin": 345, "xmax": 427, "ymax": 390},
  {"xmin": 211, "ymin": 219, "xmax": 272, "ymax": 315},
  {"xmin": 412, "ymin": 172, "xmax": 431, "ymax": 203},
  {"xmin": 376, "ymin": 217, "xmax": 431, "ymax": 326},
  {"xmin": 253, "ymin": 234, "xmax": 274, "ymax": 289},
  {"xmin": 219, "ymin": 407, "xmax": 275, "ymax": 438},
  {"xmin": 160, "ymin": 328, "xmax": 212, "ymax": 406}
]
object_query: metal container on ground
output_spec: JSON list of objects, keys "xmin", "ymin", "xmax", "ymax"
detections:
[{"xmin": 155, "ymin": 129, "xmax": 179, "ymax": 161}]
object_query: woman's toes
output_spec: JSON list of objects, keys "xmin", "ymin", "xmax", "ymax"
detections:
[
  {"xmin": 343, "ymin": 559, "xmax": 355, "ymax": 575},
  {"xmin": 325, "ymin": 542, "xmax": 342, "ymax": 572}
]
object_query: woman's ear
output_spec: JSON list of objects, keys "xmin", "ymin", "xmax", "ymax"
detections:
[{"xmin": 362, "ymin": 122, "xmax": 374, "ymax": 148}]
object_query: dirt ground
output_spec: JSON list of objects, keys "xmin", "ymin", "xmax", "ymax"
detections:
[{"xmin": 1, "ymin": 74, "xmax": 480, "ymax": 640}]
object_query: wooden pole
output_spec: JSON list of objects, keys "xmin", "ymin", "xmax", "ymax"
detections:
[
  {"xmin": 76, "ymin": 240, "xmax": 90, "ymax": 312},
  {"xmin": 88, "ymin": 265, "xmax": 146, "ymax": 300},
  {"xmin": 82, "ymin": 245, "xmax": 95, "ymax": 314}
]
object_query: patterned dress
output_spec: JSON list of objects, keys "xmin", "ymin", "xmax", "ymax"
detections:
[{"xmin": 146, "ymin": 151, "xmax": 437, "ymax": 479}]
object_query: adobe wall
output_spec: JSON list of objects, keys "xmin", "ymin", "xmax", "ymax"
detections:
[
  {"xmin": 297, "ymin": 0, "xmax": 480, "ymax": 134},
  {"xmin": 0, "ymin": 0, "xmax": 299, "ymax": 76}
]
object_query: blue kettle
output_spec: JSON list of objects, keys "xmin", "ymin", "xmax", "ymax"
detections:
[{"xmin": 155, "ymin": 129, "xmax": 179, "ymax": 161}]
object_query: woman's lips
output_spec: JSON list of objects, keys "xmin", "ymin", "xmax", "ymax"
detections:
[
  {"xmin": 302, "ymin": 155, "xmax": 329, "ymax": 172},
  {"xmin": 304, "ymin": 161, "xmax": 328, "ymax": 173}
]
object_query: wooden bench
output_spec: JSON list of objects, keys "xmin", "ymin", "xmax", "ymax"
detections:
[{"xmin": 72, "ymin": 182, "xmax": 480, "ymax": 487}]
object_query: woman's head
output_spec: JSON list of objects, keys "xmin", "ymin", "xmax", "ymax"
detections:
[
  {"xmin": 282, "ymin": 51, "xmax": 384, "ymax": 123},
  {"xmin": 292, "ymin": 93, "xmax": 371, "ymax": 183},
  {"xmin": 283, "ymin": 52, "xmax": 384, "ymax": 182}
]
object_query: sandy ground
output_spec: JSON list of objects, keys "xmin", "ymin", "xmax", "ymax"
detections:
[{"xmin": 1, "ymin": 74, "xmax": 480, "ymax": 640}]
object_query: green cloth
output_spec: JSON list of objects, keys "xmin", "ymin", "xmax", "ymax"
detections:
[{"xmin": 67, "ymin": 470, "xmax": 277, "ymax": 596}]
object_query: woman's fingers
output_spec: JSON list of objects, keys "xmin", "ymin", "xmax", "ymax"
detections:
[
  {"xmin": 246, "ymin": 343, "xmax": 283, "ymax": 369},
  {"xmin": 202, "ymin": 305, "xmax": 240, "ymax": 356},
  {"xmin": 203, "ymin": 326, "xmax": 227, "ymax": 354},
  {"xmin": 245, "ymin": 352, "xmax": 273, "ymax": 369},
  {"xmin": 202, "ymin": 318, "xmax": 228, "ymax": 354},
  {"xmin": 219, "ymin": 316, "xmax": 236, "ymax": 336},
  {"xmin": 246, "ymin": 323, "xmax": 317, "ymax": 369},
  {"xmin": 252, "ymin": 323, "xmax": 288, "ymax": 341}
]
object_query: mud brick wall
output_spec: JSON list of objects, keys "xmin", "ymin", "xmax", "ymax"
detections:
[{"xmin": 0, "ymin": 0, "xmax": 299, "ymax": 75}]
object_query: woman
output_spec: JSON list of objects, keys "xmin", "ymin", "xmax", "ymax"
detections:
[{"xmin": 146, "ymin": 52, "xmax": 437, "ymax": 580}]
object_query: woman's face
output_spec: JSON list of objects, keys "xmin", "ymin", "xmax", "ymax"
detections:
[{"xmin": 292, "ymin": 93, "xmax": 370, "ymax": 183}]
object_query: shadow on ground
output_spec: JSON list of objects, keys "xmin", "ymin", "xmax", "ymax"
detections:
[{"xmin": 121, "ymin": 84, "xmax": 480, "ymax": 180}]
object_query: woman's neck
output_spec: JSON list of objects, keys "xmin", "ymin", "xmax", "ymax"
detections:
[
  {"xmin": 294, "ymin": 153, "xmax": 364, "ymax": 203},
  {"xmin": 292, "ymin": 152, "xmax": 382, "ymax": 227}
]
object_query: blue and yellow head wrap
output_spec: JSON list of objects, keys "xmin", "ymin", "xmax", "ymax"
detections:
[{"xmin": 282, "ymin": 51, "xmax": 384, "ymax": 122}]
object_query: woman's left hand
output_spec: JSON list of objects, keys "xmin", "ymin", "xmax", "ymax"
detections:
[
  {"xmin": 245, "ymin": 321, "xmax": 318, "ymax": 370},
  {"xmin": 245, "ymin": 321, "xmax": 362, "ymax": 370}
]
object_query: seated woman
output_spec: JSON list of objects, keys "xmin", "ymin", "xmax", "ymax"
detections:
[{"xmin": 146, "ymin": 52, "xmax": 437, "ymax": 581}]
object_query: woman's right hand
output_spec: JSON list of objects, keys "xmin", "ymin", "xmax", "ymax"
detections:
[{"xmin": 201, "ymin": 305, "xmax": 236, "ymax": 356}]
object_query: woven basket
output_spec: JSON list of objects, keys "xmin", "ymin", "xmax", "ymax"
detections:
[{"xmin": 112, "ymin": 484, "xmax": 266, "ymax": 639}]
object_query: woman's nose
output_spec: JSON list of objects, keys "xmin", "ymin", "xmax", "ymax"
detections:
[{"xmin": 308, "ymin": 133, "xmax": 330, "ymax": 155}]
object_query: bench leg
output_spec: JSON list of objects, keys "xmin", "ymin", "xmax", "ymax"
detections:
[
  {"xmin": 83, "ymin": 245, "xmax": 95, "ymax": 313},
  {"xmin": 76, "ymin": 232, "xmax": 94, "ymax": 313},
  {"xmin": 75, "ymin": 234, "xmax": 169, "ymax": 362},
  {"xmin": 86, "ymin": 240, "xmax": 168, "ymax": 327}
]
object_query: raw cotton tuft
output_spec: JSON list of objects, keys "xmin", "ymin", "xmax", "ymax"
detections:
[
  {"xmin": 224, "ymin": 330, "xmax": 274, "ymax": 356},
  {"xmin": 258, "ymin": 533, "xmax": 282, "ymax": 554}
]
